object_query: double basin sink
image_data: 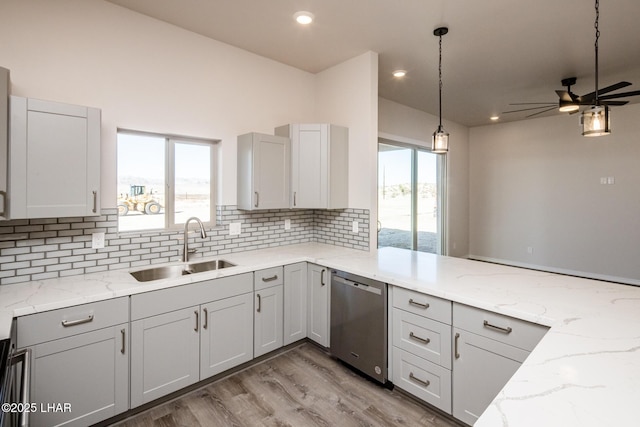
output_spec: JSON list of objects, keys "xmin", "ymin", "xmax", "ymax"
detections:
[{"xmin": 130, "ymin": 259, "xmax": 236, "ymax": 282}]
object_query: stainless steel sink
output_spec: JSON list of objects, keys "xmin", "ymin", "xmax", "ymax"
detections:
[{"xmin": 130, "ymin": 259, "xmax": 236, "ymax": 282}]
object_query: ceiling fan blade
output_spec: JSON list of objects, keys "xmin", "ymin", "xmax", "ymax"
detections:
[
  {"xmin": 509, "ymin": 102, "xmax": 556, "ymax": 106},
  {"xmin": 601, "ymin": 100, "xmax": 629, "ymax": 106},
  {"xmin": 581, "ymin": 81, "xmax": 632, "ymax": 102},
  {"xmin": 598, "ymin": 90, "xmax": 640, "ymax": 100},
  {"xmin": 526, "ymin": 107, "xmax": 557, "ymax": 118},
  {"xmin": 503, "ymin": 105, "xmax": 556, "ymax": 114},
  {"xmin": 556, "ymin": 90, "xmax": 573, "ymax": 102}
]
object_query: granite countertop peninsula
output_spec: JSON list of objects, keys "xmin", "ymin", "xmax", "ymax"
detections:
[{"xmin": 2, "ymin": 242, "xmax": 639, "ymax": 426}]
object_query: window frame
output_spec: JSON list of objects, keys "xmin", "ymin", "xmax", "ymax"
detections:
[{"xmin": 116, "ymin": 129, "xmax": 219, "ymax": 233}]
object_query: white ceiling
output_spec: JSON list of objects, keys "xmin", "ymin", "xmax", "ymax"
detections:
[{"xmin": 107, "ymin": 0, "xmax": 640, "ymax": 127}]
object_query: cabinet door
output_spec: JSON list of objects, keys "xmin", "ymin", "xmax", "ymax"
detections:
[
  {"xmin": 9, "ymin": 96, "xmax": 100, "ymax": 218},
  {"xmin": 284, "ymin": 262, "xmax": 308, "ymax": 345},
  {"xmin": 452, "ymin": 328, "xmax": 530, "ymax": 425},
  {"xmin": 253, "ymin": 134, "xmax": 290, "ymax": 209},
  {"xmin": 201, "ymin": 293, "xmax": 254, "ymax": 379},
  {"xmin": 131, "ymin": 307, "xmax": 200, "ymax": 408},
  {"xmin": 291, "ymin": 124, "xmax": 326, "ymax": 208},
  {"xmin": 28, "ymin": 324, "xmax": 128, "ymax": 427},
  {"xmin": 254, "ymin": 285, "xmax": 284, "ymax": 357},
  {"xmin": 307, "ymin": 264, "xmax": 330, "ymax": 347}
]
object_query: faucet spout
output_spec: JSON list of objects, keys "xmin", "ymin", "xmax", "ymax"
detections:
[{"xmin": 183, "ymin": 217, "xmax": 207, "ymax": 263}]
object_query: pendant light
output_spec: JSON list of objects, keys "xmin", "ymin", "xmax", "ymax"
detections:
[
  {"xmin": 581, "ymin": 0, "xmax": 611, "ymax": 137},
  {"xmin": 432, "ymin": 27, "xmax": 449, "ymax": 153}
]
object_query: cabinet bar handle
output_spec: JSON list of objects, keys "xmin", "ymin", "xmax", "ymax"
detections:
[
  {"xmin": 483, "ymin": 320, "xmax": 513, "ymax": 334},
  {"xmin": 92, "ymin": 190, "xmax": 97, "ymax": 213},
  {"xmin": 194, "ymin": 310, "xmax": 199, "ymax": 332},
  {"xmin": 262, "ymin": 274, "xmax": 278, "ymax": 282},
  {"xmin": 121, "ymin": 329, "xmax": 126, "ymax": 354},
  {"xmin": 61, "ymin": 314, "xmax": 94, "ymax": 327},
  {"xmin": 409, "ymin": 299, "xmax": 429, "ymax": 309},
  {"xmin": 293, "ymin": 192, "xmax": 297, "ymax": 206},
  {"xmin": 321, "ymin": 269, "xmax": 326, "ymax": 286},
  {"xmin": 454, "ymin": 332, "xmax": 460, "ymax": 359},
  {"xmin": 203, "ymin": 308, "xmax": 208, "ymax": 329},
  {"xmin": 409, "ymin": 332, "xmax": 431, "ymax": 345},
  {"xmin": 254, "ymin": 192, "xmax": 259, "ymax": 208},
  {"xmin": 409, "ymin": 372, "xmax": 430, "ymax": 387},
  {"xmin": 257, "ymin": 294, "xmax": 261, "ymax": 312}
]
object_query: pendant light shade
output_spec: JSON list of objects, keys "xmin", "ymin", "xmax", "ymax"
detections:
[
  {"xmin": 581, "ymin": 105, "xmax": 611, "ymax": 137},
  {"xmin": 432, "ymin": 27, "xmax": 449, "ymax": 154}
]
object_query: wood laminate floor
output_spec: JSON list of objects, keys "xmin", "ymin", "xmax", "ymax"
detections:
[{"xmin": 112, "ymin": 343, "xmax": 460, "ymax": 427}]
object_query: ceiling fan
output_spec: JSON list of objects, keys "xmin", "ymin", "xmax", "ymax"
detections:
[{"xmin": 503, "ymin": 77, "xmax": 640, "ymax": 118}]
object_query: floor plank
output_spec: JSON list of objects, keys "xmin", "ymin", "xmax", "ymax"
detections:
[{"xmin": 111, "ymin": 343, "xmax": 460, "ymax": 427}]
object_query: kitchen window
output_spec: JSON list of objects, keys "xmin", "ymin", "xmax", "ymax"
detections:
[
  {"xmin": 116, "ymin": 130, "xmax": 218, "ymax": 232},
  {"xmin": 377, "ymin": 139, "xmax": 445, "ymax": 254}
]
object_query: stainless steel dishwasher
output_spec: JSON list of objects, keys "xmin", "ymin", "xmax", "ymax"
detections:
[{"xmin": 330, "ymin": 270, "xmax": 387, "ymax": 384}]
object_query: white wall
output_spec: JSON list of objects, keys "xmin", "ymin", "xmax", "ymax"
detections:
[
  {"xmin": 315, "ymin": 52, "xmax": 379, "ymax": 249},
  {"xmin": 469, "ymin": 103, "xmax": 640, "ymax": 284},
  {"xmin": 378, "ymin": 98, "xmax": 470, "ymax": 257},
  {"xmin": 0, "ymin": 0, "xmax": 316, "ymax": 206}
]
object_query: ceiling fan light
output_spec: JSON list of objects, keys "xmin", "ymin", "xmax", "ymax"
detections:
[
  {"xmin": 432, "ymin": 127, "xmax": 449, "ymax": 153},
  {"xmin": 559, "ymin": 102, "xmax": 580, "ymax": 113},
  {"xmin": 581, "ymin": 105, "xmax": 611, "ymax": 137}
]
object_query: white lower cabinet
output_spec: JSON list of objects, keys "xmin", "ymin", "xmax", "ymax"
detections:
[
  {"xmin": 201, "ymin": 293, "xmax": 254, "ymax": 378},
  {"xmin": 254, "ymin": 267, "xmax": 284, "ymax": 357},
  {"xmin": 283, "ymin": 262, "xmax": 307, "ymax": 345},
  {"xmin": 131, "ymin": 307, "xmax": 200, "ymax": 408},
  {"xmin": 452, "ymin": 303, "xmax": 549, "ymax": 425},
  {"xmin": 130, "ymin": 273, "xmax": 254, "ymax": 408},
  {"xmin": 17, "ymin": 298, "xmax": 129, "ymax": 427},
  {"xmin": 307, "ymin": 263, "xmax": 330, "ymax": 347},
  {"xmin": 389, "ymin": 286, "xmax": 452, "ymax": 413}
]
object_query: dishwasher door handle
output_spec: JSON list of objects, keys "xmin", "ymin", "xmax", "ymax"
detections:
[{"xmin": 332, "ymin": 276, "xmax": 382, "ymax": 295}]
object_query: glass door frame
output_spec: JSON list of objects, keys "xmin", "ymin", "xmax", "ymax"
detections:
[{"xmin": 377, "ymin": 136, "xmax": 447, "ymax": 255}]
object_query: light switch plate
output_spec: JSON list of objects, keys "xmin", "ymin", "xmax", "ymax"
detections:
[
  {"xmin": 229, "ymin": 222, "xmax": 241, "ymax": 236},
  {"xmin": 92, "ymin": 232, "xmax": 105, "ymax": 249}
]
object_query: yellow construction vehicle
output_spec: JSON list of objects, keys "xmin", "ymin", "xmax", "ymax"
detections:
[{"xmin": 117, "ymin": 185, "xmax": 162, "ymax": 216}]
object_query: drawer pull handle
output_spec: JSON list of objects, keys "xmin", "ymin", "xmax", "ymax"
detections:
[
  {"xmin": 121, "ymin": 329, "xmax": 126, "ymax": 354},
  {"xmin": 409, "ymin": 332, "xmax": 431, "ymax": 345},
  {"xmin": 203, "ymin": 308, "xmax": 208, "ymax": 330},
  {"xmin": 454, "ymin": 332, "xmax": 460, "ymax": 359},
  {"xmin": 409, "ymin": 299, "xmax": 429, "ymax": 309},
  {"xmin": 483, "ymin": 320, "xmax": 513, "ymax": 334},
  {"xmin": 257, "ymin": 294, "xmax": 262, "ymax": 313},
  {"xmin": 61, "ymin": 314, "xmax": 94, "ymax": 327},
  {"xmin": 194, "ymin": 310, "xmax": 199, "ymax": 332},
  {"xmin": 409, "ymin": 372, "xmax": 430, "ymax": 387},
  {"xmin": 262, "ymin": 275, "xmax": 278, "ymax": 282}
]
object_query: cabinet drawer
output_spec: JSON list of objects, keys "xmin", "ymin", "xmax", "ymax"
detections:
[
  {"xmin": 453, "ymin": 303, "xmax": 548, "ymax": 351},
  {"xmin": 254, "ymin": 266, "xmax": 284, "ymax": 290},
  {"xmin": 393, "ymin": 287, "xmax": 451, "ymax": 324},
  {"xmin": 392, "ymin": 309, "xmax": 451, "ymax": 369},
  {"xmin": 392, "ymin": 347, "xmax": 451, "ymax": 414},
  {"xmin": 17, "ymin": 297, "xmax": 129, "ymax": 347}
]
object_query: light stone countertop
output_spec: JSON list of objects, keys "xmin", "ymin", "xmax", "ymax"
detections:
[{"xmin": 1, "ymin": 242, "xmax": 640, "ymax": 426}]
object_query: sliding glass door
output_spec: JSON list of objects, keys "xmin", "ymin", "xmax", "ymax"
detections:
[{"xmin": 378, "ymin": 140, "xmax": 444, "ymax": 254}]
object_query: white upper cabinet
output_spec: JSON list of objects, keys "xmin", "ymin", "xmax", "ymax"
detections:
[
  {"xmin": 237, "ymin": 132, "xmax": 290, "ymax": 210},
  {"xmin": 275, "ymin": 124, "xmax": 348, "ymax": 209},
  {"xmin": 9, "ymin": 96, "xmax": 101, "ymax": 218}
]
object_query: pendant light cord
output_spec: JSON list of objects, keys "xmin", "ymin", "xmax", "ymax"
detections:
[
  {"xmin": 594, "ymin": 0, "xmax": 600, "ymax": 104},
  {"xmin": 438, "ymin": 33, "xmax": 443, "ymax": 128}
]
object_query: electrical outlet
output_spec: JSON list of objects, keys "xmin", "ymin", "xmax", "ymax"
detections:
[
  {"xmin": 92, "ymin": 232, "xmax": 105, "ymax": 249},
  {"xmin": 352, "ymin": 221, "xmax": 359, "ymax": 233},
  {"xmin": 284, "ymin": 219, "xmax": 291, "ymax": 230},
  {"xmin": 229, "ymin": 222, "xmax": 241, "ymax": 236}
]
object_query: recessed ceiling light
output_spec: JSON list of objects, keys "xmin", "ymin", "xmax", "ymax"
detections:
[
  {"xmin": 294, "ymin": 11, "xmax": 314, "ymax": 25},
  {"xmin": 392, "ymin": 70, "xmax": 407, "ymax": 78},
  {"xmin": 490, "ymin": 116, "xmax": 500, "ymax": 121}
]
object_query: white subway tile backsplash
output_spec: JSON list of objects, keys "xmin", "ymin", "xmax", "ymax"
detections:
[{"xmin": 0, "ymin": 205, "xmax": 369, "ymax": 284}]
